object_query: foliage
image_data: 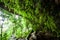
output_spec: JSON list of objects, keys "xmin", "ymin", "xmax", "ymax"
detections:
[
  {"xmin": 0, "ymin": 0, "xmax": 60, "ymax": 39},
  {"xmin": 0, "ymin": 8, "xmax": 32, "ymax": 40}
]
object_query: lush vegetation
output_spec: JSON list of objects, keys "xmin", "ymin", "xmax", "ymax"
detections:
[
  {"xmin": 0, "ymin": 0, "xmax": 60, "ymax": 40},
  {"xmin": 0, "ymin": 8, "xmax": 33, "ymax": 40}
]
